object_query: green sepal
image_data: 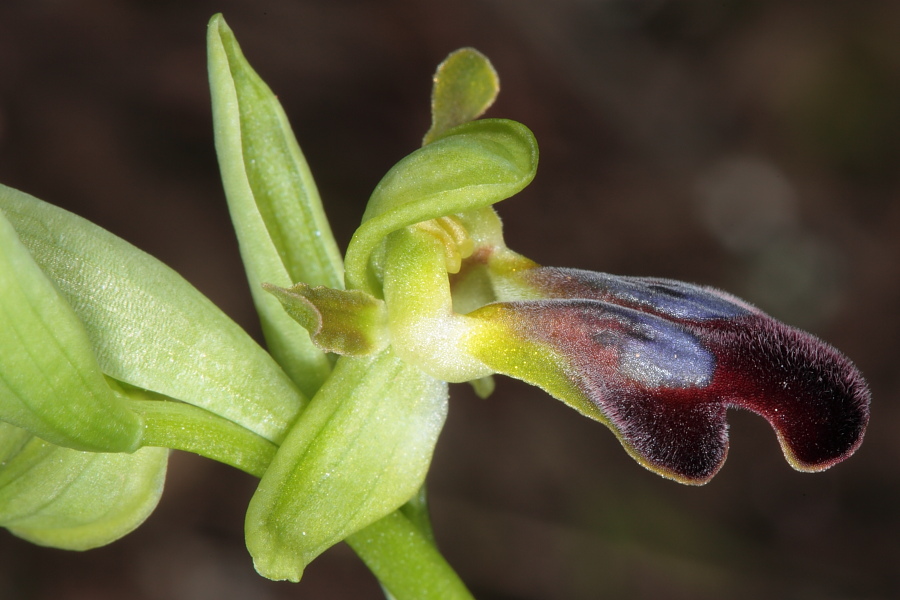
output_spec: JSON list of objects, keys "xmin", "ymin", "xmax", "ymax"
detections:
[
  {"xmin": 423, "ymin": 48, "xmax": 499, "ymax": 146},
  {"xmin": 0, "ymin": 206, "xmax": 142, "ymax": 452},
  {"xmin": 344, "ymin": 118, "xmax": 539, "ymax": 292},
  {"xmin": 209, "ymin": 15, "xmax": 343, "ymax": 289},
  {"xmin": 0, "ymin": 183, "xmax": 306, "ymax": 445},
  {"xmin": 0, "ymin": 422, "xmax": 168, "ymax": 550},
  {"xmin": 245, "ymin": 350, "xmax": 448, "ymax": 582},
  {"xmin": 263, "ymin": 283, "xmax": 389, "ymax": 356},
  {"xmin": 208, "ymin": 14, "xmax": 340, "ymax": 396}
]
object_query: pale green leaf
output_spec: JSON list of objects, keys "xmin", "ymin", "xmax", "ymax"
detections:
[
  {"xmin": 0, "ymin": 206, "xmax": 141, "ymax": 452},
  {"xmin": 0, "ymin": 183, "xmax": 305, "ymax": 445}
]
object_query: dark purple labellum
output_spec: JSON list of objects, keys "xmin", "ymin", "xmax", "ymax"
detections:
[
  {"xmin": 697, "ymin": 315, "xmax": 869, "ymax": 472},
  {"xmin": 490, "ymin": 267, "xmax": 870, "ymax": 484}
]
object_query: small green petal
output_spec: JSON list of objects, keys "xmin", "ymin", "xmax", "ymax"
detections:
[
  {"xmin": 423, "ymin": 47, "xmax": 499, "ymax": 146},
  {"xmin": 263, "ymin": 282, "xmax": 389, "ymax": 356},
  {"xmin": 245, "ymin": 350, "xmax": 447, "ymax": 582}
]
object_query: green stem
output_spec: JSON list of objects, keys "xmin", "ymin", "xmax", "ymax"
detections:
[
  {"xmin": 128, "ymin": 399, "xmax": 276, "ymax": 478},
  {"xmin": 347, "ymin": 511, "xmax": 473, "ymax": 599},
  {"xmin": 399, "ymin": 485, "xmax": 436, "ymax": 545}
]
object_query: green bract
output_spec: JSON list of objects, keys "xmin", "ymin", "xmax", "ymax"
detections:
[
  {"xmin": 208, "ymin": 15, "xmax": 342, "ymax": 398},
  {"xmin": 0, "ymin": 184, "xmax": 307, "ymax": 445}
]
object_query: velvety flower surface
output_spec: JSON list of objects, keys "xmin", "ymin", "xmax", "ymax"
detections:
[{"xmin": 467, "ymin": 266, "xmax": 870, "ymax": 484}]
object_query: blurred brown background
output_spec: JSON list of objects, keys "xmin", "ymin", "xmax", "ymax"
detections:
[{"xmin": 1, "ymin": 1, "xmax": 898, "ymax": 598}]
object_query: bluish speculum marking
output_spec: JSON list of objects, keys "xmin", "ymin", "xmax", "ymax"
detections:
[
  {"xmin": 613, "ymin": 309, "xmax": 715, "ymax": 388},
  {"xmin": 523, "ymin": 267, "xmax": 754, "ymax": 321}
]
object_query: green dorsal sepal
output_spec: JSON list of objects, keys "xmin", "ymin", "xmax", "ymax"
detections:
[{"xmin": 423, "ymin": 47, "xmax": 499, "ymax": 146}]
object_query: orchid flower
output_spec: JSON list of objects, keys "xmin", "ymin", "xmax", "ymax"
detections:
[
  {"xmin": 0, "ymin": 16, "xmax": 870, "ymax": 599},
  {"xmin": 269, "ymin": 49, "xmax": 869, "ymax": 488},
  {"xmin": 252, "ymin": 45, "xmax": 870, "ymax": 586},
  {"xmin": 278, "ymin": 199, "xmax": 868, "ymax": 488}
]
